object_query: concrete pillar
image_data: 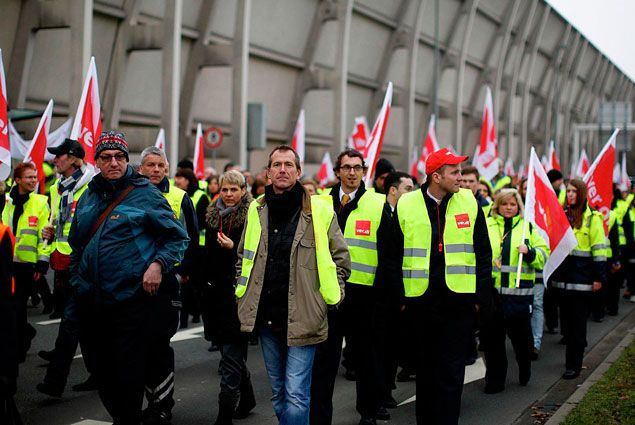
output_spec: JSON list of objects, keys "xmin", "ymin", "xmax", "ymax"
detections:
[
  {"xmin": 232, "ymin": 0, "xmax": 250, "ymax": 168},
  {"xmin": 162, "ymin": 0, "xmax": 182, "ymax": 169},
  {"xmin": 335, "ymin": 0, "xmax": 353, "ymax": 152},
  {"xmin": 69, "ymin": 0, "xmax": 93, "ymax": 112}
]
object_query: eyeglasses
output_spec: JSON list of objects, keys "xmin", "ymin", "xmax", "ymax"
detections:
[
  {"xmin": 98, "ymin": 153, "xmax": 127, "ymax": 163},
  {"xmin": 339, "ymin": 165, "xmax": 364, "ymax": 173}
]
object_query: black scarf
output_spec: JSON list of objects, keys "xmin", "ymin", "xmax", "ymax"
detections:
[
  {"xmin": 264, "ymin": 182, "xmax": 304, "ymax": 220},
  {"xmin": 9, "ymin": 186, "xmax": 30, "ymax": 233}
]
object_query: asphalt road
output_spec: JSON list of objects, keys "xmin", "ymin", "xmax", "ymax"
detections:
[{"xmin": 14, "ymin": 295, "xmax": 635, "ymax": 425}]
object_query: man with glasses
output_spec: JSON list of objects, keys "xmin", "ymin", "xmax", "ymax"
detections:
[
  {"xmin": 311, "ymin": 149, "xmax": 399, "ymax": 425},
  {"xmin": 68, "ymin": 131, "xmax": 189, "ymax": 424}
]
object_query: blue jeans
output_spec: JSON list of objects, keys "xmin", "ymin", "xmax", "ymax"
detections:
[
  {"xmin": 258, "ymin": 326, "xmax": 316, "ymax": 425},
  {"xmin": 531, "ymin": 283, "xmax": 545, "ymax": 350}
]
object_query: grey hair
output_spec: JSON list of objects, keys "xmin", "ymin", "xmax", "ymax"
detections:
[
  {"xmin": 140, "ymin": 146, "xmax": 167, "ymax": 165},
  {"xmin": 219, "ymin": 169, "xmax": 246, "ymax": 189}
]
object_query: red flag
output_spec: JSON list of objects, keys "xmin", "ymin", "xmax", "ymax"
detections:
[
  {"xmin": 547, "ymin": 140, "xmax": 560, "ymax": 171},
  {"xmin": 0, "ymin": 49, "xmax": 10, "ymax": 180},
  {"xmin": 473, "ymin": 86, "xmax": 498, "ymax": 180},
  {"xmin": 574, "ymin": 149, "xmax": 590, "ymax": 178},
  {"xmin": 583, "ymin": 129, "xmax": 618, "ymax": 235},
  {"xmin": 291, "ymin": 109, "xmax": 305, "ymax": 165},
  {"xmin": 193, "ymin": 123, "xmax": 205, "ymax": 180},
  {"xmin": 316, "ymin": 151, "xmax": 335, "ymax": 187},
  {"xmin": 348, "ymin": 116, "xmax": 369, "ymax": 151},
  {"xmin": 525, "ymin": 147, "xmax": 577, "ymax": 283},
  {"xmin": 154, "ymin": 128, "xmax": 165, "ymax": 151},
  {"xmin": 70, "ymin": 57, "xmax": 102, "ymax": 166},
  {"xmin": 364, "ymin": 82, "xmax": 392, "ymax": 186},
  {"xmin": 24, "ymin": 100, "xmax": 54, "ymax": 194}
]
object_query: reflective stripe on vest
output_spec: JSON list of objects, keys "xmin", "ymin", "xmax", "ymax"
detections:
[
  {"xmin": 571, "ymin": 208, "xmax": 607, "ymax": 263},
  {"xmin": 191, "ymin": 190, "xmax": 208, "ymax": 246},
  {"xmin": 236, "ymin": 196, "xmax": 341, "ymax": 305},
  {"xmin": 497, "ymin": 286, "xmax": 534, "ymax": 296},
  {"xmin": 551, "ymin": 281, "xmax": 593, "ymax": 292},
  {"xmin": 50, "ymin": 179, "xmax": 90, "ymax": 255},
  {"xmin": 343, "ymin": 191, "xmax": 384, "ymax": 286},
  {"xmin": 397, "ymin": 188, "xmax": 478, "ymax": 297},
  {"xmin": 486, "ymin": 215, "xmax": 536, "ymax": 289},
  {"xmin": 2, "ymin": 192, "xmax": 51, "ymax": 263}
]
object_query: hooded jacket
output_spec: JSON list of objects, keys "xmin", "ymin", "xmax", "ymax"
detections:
[{"xmin": 69, "ymin": 166, "xmax": 189, "ymax": 304}]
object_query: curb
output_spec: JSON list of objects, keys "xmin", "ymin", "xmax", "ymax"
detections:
[{"xmin": 544, "ymin": 326, "xmax": 635, "ymax": 424}]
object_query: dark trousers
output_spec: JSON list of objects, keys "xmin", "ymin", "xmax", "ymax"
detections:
[
  {"xmin": 558, "ymin": 289, "xmax": 590, "ymax": 372},
  {"xmin": 310, "ymin": 308, "xmax": 344, "ymax": 425},
  {"xmin": 81, "ymin": 296, "xmax": 152, "ymax": 425},
  {"xmin": 627, "ymin": 260, "xmax": 635, "ymax": 293},
  {"xmin": 605, "ymin": 266, "xmax": 623, "ymax": 315},
  {"xmin": 482, "ymin": 313, "xmax": 532, "ymax": 388},
  {"xmin": 398, "ymin": 305, "xmax": 417, "ymax": 374},
  {"xmin": 415, "ymin": 310, "xmax": 474, "ymax": 425},
  {"xmin": 383, "ymin": 301, "xmax": 401, "ymax": 400},
  {"xmin": 144, "ymin": 294, "xmax": 179, "ymax": 413},
  {"xmin": 218, "ymin": 340, "xmax": 253, "ymax": 409},
  {"xmin": 543, "ymin": 283, "xmax": 559, "ymax": 332},
  {"xmin": 52, "ymin": 270, "xmax": 72, "ymax": 316},
  {"xmin": 346, "ymin": 298, "xmax": 386, "ymax": 419},
  {"xmin": 13, "ymin": 263, "xmax": 36, "ymax": 361},
  {"xmin": 44, "ymin": 292, "xmax": 95, "ymax": 388}
]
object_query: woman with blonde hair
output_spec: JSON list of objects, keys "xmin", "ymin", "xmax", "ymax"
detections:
[{"xmin": 481, "ymin": 189, "xmax": 549, "ymax": 393}]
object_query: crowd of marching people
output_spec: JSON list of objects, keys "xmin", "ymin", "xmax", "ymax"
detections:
[{"xmin": 1, "ymin": 130, "xmax": 635, "ymax": 425}]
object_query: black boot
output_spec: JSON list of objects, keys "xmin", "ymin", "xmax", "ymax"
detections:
[
  {"xmin": 233, "ymin": 381, "xmax": 256, "ymax": 419},
  {"xmin": 214, "ymin": 403, "xmax": 235, "ymax": 425}
]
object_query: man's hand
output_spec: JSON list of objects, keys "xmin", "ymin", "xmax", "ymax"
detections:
[
  {"xmin": 42, "ymin": 225, "xmax": 55, "ymax": 241},
  {"xmin": 143, "ymin": 262, "xmax": 163, "ymax": 295},
  {"xmin": 592, "ymin": 281, "xmax": 602, "ymax": 292},
  {"xmin": 517, "ymin": 244, "xmax": 529, "ymax": 255},
  {"xmin": 33, "ymin": 272, "xmax": 42, "ymax": 281}
]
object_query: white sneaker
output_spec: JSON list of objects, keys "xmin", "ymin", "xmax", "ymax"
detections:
[{"xmin": 630, "ymin": 295, "xmax": 635, "ymax": 303}]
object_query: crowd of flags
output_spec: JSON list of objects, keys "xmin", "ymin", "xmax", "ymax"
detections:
[{"xmin": 0, "ymin": 49, "xmax": 631, "ymax": 281}]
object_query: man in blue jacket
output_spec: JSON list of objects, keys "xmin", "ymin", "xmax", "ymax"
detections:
[{"xmin": 69, "ymin": 131, "xmax": 189, "ymax": 425}]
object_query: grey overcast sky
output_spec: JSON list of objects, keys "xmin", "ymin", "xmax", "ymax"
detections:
[{"xmin": 546, "ymin": 0, "xmax": 635, "ymax": 82}]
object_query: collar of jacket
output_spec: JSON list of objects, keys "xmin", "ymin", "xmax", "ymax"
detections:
[
  {"xmin": 156, "ymin": 176, "xmax": 171, "ymax": 193},
  {"xmin": 494, "ymin": 214, "xmax": 521, "ymax": 227},
  {"xmin": 90, "ymin": 165, "xmax": 149, "ymax": 197},
  {"xmin": 257, "ymin": 182, "xmax": 312, "ymax": 214}
]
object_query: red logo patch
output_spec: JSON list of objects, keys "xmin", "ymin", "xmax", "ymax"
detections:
[
  {"xmin": 28, "ymin": 216, "xmax": 38, "ymax": 227},
  {"xmin": 355, "ymin": 220, "xmax": 371, "ymax": 236},
  {"xmin": 455, "ymin": 214, "xmax": 470, "ymax": 229}
]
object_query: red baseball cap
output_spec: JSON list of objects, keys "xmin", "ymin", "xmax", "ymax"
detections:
[{"xmin": 425, "ymin": 148, "xmax": 469, "ymax": 175}]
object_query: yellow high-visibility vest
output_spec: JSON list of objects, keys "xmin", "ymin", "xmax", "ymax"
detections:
[
  {"xmin": 2, "ymin": 192, "xmax": 51, "ymax": 263},
  {"xmin": 236, "ymin": 195, "xmax": 341, "ymax": 305},
  {"xmin": 398, "ymin": 188, "xmax": 478, "ymax": 297}
]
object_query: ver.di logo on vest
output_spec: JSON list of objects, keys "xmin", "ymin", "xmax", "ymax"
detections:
[
  {"xmin": 454, "ymin": 214, "xmax": 471, "ymax": 229},
  {"xmin": 355, "ymin": 220, "xmax": 371, "ymax": 236}
]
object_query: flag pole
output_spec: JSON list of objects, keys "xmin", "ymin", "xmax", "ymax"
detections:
[{"xmin": 516, "ymin": 147, "xmax": 535, "ymax": 288}]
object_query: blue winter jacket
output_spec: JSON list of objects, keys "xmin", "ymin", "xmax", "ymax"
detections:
[{"xmin": 69, "ymin": 166, "xmax": 189, "ymax": 304}]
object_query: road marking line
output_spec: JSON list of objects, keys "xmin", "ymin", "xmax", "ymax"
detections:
[
  {"xmin": 37, "ymin": 318, "xmax": 61, "ymax": 325},
  {"xmin": 170, "ymin": 325, "xmax": 205, "ymax": 342},
  {"xmin": 70, "ymin": 420, "xmax": 111, "ymax": 424},
  {"xmin": 398, "ymin": 357, "xmax": 486, "ymax": 406}
]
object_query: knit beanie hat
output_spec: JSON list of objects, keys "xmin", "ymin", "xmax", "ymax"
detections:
[{"xmin": 94, "ymin": 131, "xmax": 129, "ymax": 161}]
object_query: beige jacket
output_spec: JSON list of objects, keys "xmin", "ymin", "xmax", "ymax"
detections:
[{"xmin": 235, "ymin": 190, "xmax": 350, "ymax": 346}]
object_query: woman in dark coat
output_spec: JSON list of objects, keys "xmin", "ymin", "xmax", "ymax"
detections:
[{"xmin": 204, "ymin": 170, "xmax": 255, "ymax": 425}]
